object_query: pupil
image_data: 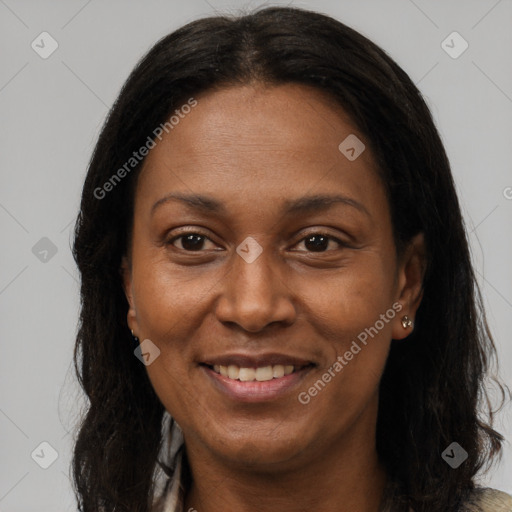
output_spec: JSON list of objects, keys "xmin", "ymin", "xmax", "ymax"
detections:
[
  {"xmin": 305, "ymin": 235, "xmax": 328, "ymax": 252},
  {"xmin": 182, "ymin": 234, "xmax": 204, "ymax": 251}
]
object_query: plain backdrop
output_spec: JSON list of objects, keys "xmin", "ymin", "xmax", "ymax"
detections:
[{"xmin": 0, "ymin": 0, "xmax": 511, "ymax": 509}]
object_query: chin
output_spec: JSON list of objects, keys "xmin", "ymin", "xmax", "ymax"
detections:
[{"xmin": 201, "ymin": 420, "xmax": 314, "ymax": 469}]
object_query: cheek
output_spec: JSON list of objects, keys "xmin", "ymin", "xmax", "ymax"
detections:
[
  {"xmin": 309, "ymin": 251, "xmax": 397, "ymax": 341},
  {"xmin": 303, "ymin": 253, "xmax": 396, "ymax": 399},
  {"xmin": 132, "ymin": 252, "xmax": 215, "ymax": 337},
  {"xmin": 133, "ymin": 288, "xmax": 200, "ymax": 381},
  {"xmin": 129, "ymin": 254, "xmax": 225, "ymax": 422},
  {"xmin": 132, "ymin": 269, "xmax": 202, "ymax": 427}
]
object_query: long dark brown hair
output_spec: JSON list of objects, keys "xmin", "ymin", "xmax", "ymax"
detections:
[{"xmin": 71, "ymin": 6, "xmax": 509, "ymax": 511}]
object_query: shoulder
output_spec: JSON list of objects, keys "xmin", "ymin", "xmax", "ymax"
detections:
[{"xmin": 461, "ymin": 487, "xmax": 512, "ymax": 511}]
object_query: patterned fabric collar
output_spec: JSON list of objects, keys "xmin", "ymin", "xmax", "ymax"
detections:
[
  {"xmin": 151, "ymin": 412, "xmax": 185, "ymax": 512},
  {"xmin": 159, "ymin": 450, "xmax": 184, "ymax": 512}
]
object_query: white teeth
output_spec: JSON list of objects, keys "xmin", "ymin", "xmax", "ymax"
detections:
[
  {"xmin": 273, "ymin": 365, "xmax": 285, "ymax": 378},
  {"xmin": 239, "ymin": 368, "xmax": 256, "ymax": 381},
  {"xmin": 211, "ymin": 363, "xmax": 301, "ymax": 381},
  {"xmin": 227, "ymin": 365, "xmax": 239, "ymax": 379},
  {"xmin": 255, "ymin": 366, "xmax": 273, "ymax": 382}
]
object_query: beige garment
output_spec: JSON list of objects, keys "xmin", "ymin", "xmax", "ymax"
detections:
[
  {"xmin": 152, "ymin": 414, "xmax": 512, "ymax": 512},
  {"xmin": 462, "ymin": 487, "xmax": 512, "ymax": 511}
]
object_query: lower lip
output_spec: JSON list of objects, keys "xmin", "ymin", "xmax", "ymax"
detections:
[{"xmin": 201, "ymin": 365, "xmax": 313, "ymax": 403}]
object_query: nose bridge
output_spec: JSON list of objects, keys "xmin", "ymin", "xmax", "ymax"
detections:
[
  {"xmin": 216, "ymin": 237, "xmax": 295, "ymax": 331},
  {"xmin": 234, "ymin": 242, "xmax": 275, "ymax": 298}
]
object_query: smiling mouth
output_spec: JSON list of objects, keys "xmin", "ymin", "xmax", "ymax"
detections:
[{"xmin": 202, "ymin": 363, "xmax": 312, "ymax": 382}]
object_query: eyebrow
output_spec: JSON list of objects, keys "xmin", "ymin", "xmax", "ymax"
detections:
[{"xmin": 151, "ymin": 192, "xmax": 370, "ymax": 218}]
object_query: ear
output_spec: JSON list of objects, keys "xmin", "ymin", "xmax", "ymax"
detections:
[
  {"xmin": 391, "ymin": 233, "xmax": 427, "ymax": 340},
  {"xmin": 120, "ymin": 255, "xmax": 139, "ymax": 337}
]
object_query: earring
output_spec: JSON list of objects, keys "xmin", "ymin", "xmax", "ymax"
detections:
[
  {"xmin": 401, "ymin": 315, "xmax": 413, "ymax": 329},
  {"xmin": 131, "ymin": 329, "xmax": 139, "ymax": 342}
]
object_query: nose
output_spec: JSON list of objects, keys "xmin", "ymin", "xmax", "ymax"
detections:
[{"xmin": 214, "ymin": 245, "xmax": 297, "ymax": 332}]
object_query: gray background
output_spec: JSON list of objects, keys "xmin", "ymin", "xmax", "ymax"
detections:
[{"xmin": 1, "ymin": 0, "xmax": 511, "ymax": 509}]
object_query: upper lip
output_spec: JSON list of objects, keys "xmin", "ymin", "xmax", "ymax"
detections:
[{"xmin": 201, "ymin": 353, "xmax": 315, "ymax": 368}]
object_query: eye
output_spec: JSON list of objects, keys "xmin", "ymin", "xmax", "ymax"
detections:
[
  {"xmin": 294, "ymin": 233, "xmax": 345, "ymax": 252},
  {"xmin": 166, "ymin": 231, "xmax": 347, "ymax": 253},
  {"xmin": 167, "ymin": 232, "xmax": 217, "ymax": 251}
]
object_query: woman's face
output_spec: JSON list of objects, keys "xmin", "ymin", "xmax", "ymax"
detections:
[{"xmin": 122, "ymin": 83, "xmax": 423, "ymax": 470}]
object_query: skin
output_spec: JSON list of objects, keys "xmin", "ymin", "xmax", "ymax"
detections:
[{"xmin": 121, "ymin": 83, "xmax": 426, "ymax": 512}]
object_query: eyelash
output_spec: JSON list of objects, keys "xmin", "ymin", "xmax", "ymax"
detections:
[{"xmin": 166, "ymin": 230, "xmax": 348, "ymax": 252}]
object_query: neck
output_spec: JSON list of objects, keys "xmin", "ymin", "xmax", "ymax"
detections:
[{"xmin": 183, "ymin": 400, "xmax": 388, "ymax": 512}]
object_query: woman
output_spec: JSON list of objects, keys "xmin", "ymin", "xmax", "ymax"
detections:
[{"xmin": 71, "ymin": 6, "xmax": 511, "ymax": 512}]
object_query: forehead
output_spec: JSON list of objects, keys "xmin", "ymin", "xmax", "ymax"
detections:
[
  {"xmin": 145, "ymin": 83, "xmax": 370, "ymax": 164},
  {"xmin": 136, "ymin": 83, "xmax": 386, "ymax": 220}
]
